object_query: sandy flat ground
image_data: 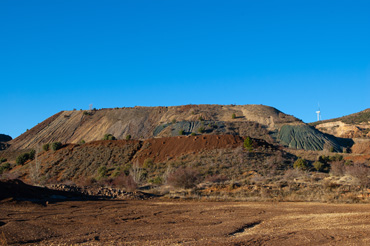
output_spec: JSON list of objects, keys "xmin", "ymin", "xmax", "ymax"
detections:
[{"xmin": 1, "ymin": 199, "xmax": 370, "ymax": 245}]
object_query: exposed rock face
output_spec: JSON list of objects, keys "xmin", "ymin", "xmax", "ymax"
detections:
[
  {"xmin": 315, "ymin": 121, "xmax": 370, "ymax": 139},
  {"xmin": 312, "ymin": 108, "xmax": 370, "ymax": 139}
]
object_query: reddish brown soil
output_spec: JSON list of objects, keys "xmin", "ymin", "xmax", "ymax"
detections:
[
  {"xmin": 135, "ymin": 135, "xmax": 244, "ymax": 163},
  {"xmin": 352, "ymin": 141, "xmax": 370, "ymax": 155},
  {"xmin": 2, "ymin": 199, "xmax": 370, "ymax": 245}
]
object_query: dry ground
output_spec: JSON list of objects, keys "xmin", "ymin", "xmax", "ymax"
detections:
[{"xmin": 2, "ymin": 199, "xmax": 370, "ymax": 245}]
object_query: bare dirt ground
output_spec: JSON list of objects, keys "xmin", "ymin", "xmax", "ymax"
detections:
[{"xmin": 2, "ymin": 199, "xmax": 370, "ymax": 245}]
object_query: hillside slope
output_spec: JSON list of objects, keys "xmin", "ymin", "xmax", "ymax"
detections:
[
  {"xmin": 5, "ymin": 104, "xmax": 349, "ymax": 152},
  {"xmin": 7, "ymin": 105, "xmax": 297, "ymax": 150}
]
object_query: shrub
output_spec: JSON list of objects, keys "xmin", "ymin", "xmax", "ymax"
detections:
[
  {"xmin": 313, "ymin": 161, "xmax": 324, "ymax": 172},
  {"xmin": 42, "ymin": 143, "xmax": 50, "ymax": 151},
  {"xmin": 79, "ymin": 139, "xmax": 86, "ymax": 145},
  {"xmin": 103, "ymin": 134, "xmax": 116, "ymax": 140},
  {"xmin": 232, "ymin": 113, "xmax": 236, "ymax": 119},
  {"xmin": 149, "ymin": 176, "xmax": 163, "ymax": 185},
  {"xmin": 166, "ymin": 167, "xmax": 201, "ymax": 189},
  {"xmin": 293, "ymin": 158, "xmax": 309, "ymax": 170},
  {"xmin": 98, "ymin": 166, "xmax": 108, "ymax": 178},
  {"xmin": 143, "ymin": 158, "xmax": 154, "ymax": 169},
  {"xmin": 191, "ymin": 132, "xmax": 196, "ymax": 136},
  {"xmin": 205, "ymin": 174, "xmax": 229, "ymax": 183},
  {"xmin": 345, "ymin": 163, "xmax": 370, "ymax": 187},
  {"xmin": 179, "ymin": 129, "xmax": 185, "ymax": 135},
  {"xmin": 172, "ymin": 119, "xmax": 176, "ymax": 124},
  {"xmin": 198, "ymin": 127, "xmax": 205, "ymax": 134},
  {"xmin": 198, "ymin": 116, "xmax": 204, "ymax": 121},
  {"xmin": 16, "ymin": 153, "xmax": 30, "ymax": 165},
  {"xmin": 330, "ymin": 161, "xmax": 345, "ymax": 176},
  {"xmin": 29, "ymin": 149, "xmax": 36, "ymax": 160},
  {"xmin": 112, "ymin": 173, "xmax": 137, "ymax": 191},
  {"xmin": 0, "ymin": 158, "xmax": 6, "ymax": 163},
  {"xmin": 51, "ymin": 142, "xmax": 62, "ymax": 151},
  {"xmin": 126, "ymin": 135, "xmax": 131, "ymax": 140},
  {"xmin": 243, "ymin": 137, "xmax": 253, "ymax": 152},
  {"xmin": 0, "ymin": 162, "xmax": 11, "ymax": 174}
]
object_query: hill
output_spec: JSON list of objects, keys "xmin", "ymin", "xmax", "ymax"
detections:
[
  {"xmin": 5, "ymin": 104, "xmax": 348, "ymax": 152},
  {"xmin": 310, "ymin": 108, "xmax": 370, "ymax": 138}
]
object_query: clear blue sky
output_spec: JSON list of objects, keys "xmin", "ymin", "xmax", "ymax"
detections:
[{"xmin": 1, "ymin": 0, "xmax": 369, "ymax": 138}]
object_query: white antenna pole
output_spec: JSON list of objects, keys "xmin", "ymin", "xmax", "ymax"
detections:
[{"xmin": 316, "ymin": 103, "xmax": 321, "ymax": 121}]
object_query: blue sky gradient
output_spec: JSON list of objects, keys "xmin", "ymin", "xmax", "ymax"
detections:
[{"xmin": 1, "ymin": 1, "xmax": 370, "ymax": 138}]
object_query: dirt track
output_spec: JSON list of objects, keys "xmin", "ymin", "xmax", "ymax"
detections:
[{"xmin": 2, "ymin": 200, "xmax": 370, "ymax": 245}]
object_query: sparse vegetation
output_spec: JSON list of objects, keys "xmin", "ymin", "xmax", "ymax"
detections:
[
  {"xmin": 42, "ymin": 143, "xmax": 50, "ymax": 151},
  {"xmin": 51, "ymin": 142, "xmax": 62, "ymax": 151},
  {"xmin": 167, "ymin": 167, "xmax": 201, "ymax": 189},
  {"xmin": 0, "ymin": 162, "xmax": 11, "ymax": 174},
  {"xmin": 126, "ymin": 135, "xmax": 131, "ymax": 140},
  {"xmin": 103, "ymin": 134, "xmax": 116, "ymax": 140},
  {"xmin": 198, "ymin": 127, "xmax": 205, "ymax": 133},
  {"xmin": 179, "ymin": 129, "xmax": 185, "ymax": 135},
  {"xmin": 293, "ymin": 158, "xmax": 309, "ymax": 170},
  {"xmin": 243, "ymin": 137, "xmax": 253, "ymax": 152},
  {"xmin": 16, "ymin": 153, "xmax": 30, "ymax": 165},
  {"xmin": 232, "ymin": 113, "xmax": 236, "ymax": 119}
]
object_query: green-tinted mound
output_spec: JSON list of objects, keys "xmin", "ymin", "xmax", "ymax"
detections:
[{"xmin": 278, "ymin": 125, "xmax": 344, "ymax": 152}]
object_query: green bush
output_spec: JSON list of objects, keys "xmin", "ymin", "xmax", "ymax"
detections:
[
  {"xmin": 0, "ymin": 162, "xmax": 11, "ymax": 174},
  {"xmin": 313, "ymin": 161, "xmax": 324, "ymax": 172},
  {"xmin": 293, "ymin": 158, "xmax": 309, "ymax": 170},
  {"xmin": 0, "ymin": 158, "xmax": 7, "ymax": 163},
  {"xmin": 198, "ymin": 127, "xmax": 205, "ymax": 133},
  {"xmin": 243, "ymin": 137, "xmax": 253, "ymax": 152},
  {"xmin": 191, "ymin": 132, "xmax": 196, "ymax": 136},
  {"xmin": 79, "ymin": 139, "xmax": 86, "ymax": 145},
  {"xmin": 98, "ymin": 166, "xmax": 108, "ymax": 178},
  {"xmin": 29, "ymin": 149, "xmax": 36, "ymax": 160},
  {"xmin": 42, "ymin": 143, "xmax": 50, "ymax": 151},
  {"xmin": 143, "ymin": 158, "xmax": 154, "ymax": 169},
  {"xmin": 179, "ymin": 129, "xmax": 185, "ymax": 135},
  {"xmin": 126, "ymin": 135, "xmax": 131, "ymax": 140},
  {"xmin": 103, "ymin": 134, "xmax": 116, "ymax": 140},
  {"xmin": 149, "ymin": 176, "xmax": 163, "ymax": 185},
  {"xmin": 232, "ymin": 113, "xmax": 236, "ymax": 119},
  {"xmin": 51, "ymin": 142, "xmax": 62, "ymax": 151},
  {"xmin": 198, "ymin": 116, "xmax": 204, "ymax": 121},
  {"xmin": 16, "ymin": 153, "xmax": 30, "ymax": 165}
]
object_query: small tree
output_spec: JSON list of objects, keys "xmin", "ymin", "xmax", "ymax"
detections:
[
  {"xmin": 313, "ymin": 161, "xmax": 324, "ymax": 172},
  {"xmin": 198, "ymin": 127, "xmax": 205, "ymax": 134},
  {"xmin": 232, "ymin": 113, "xmax": 236, "ymax": 119},
  {"xmin": 126, "ymin": 135, "xmax": 131, "ymax": 140},
  {"xmin": 293, "ymin": 158, "xmax": 309, "ymax": 170},
  {"xmin": 29, "ymin": 149, "xmax": 36, "ymax": 160},
  {"xmin": 42, "ymin": 143, "xmax": 50, "ymax": 151},
  {"xmin": 179, "ymin": 129, "xmax": 185, "ymax": 135},
  {"xmin": 51, "ymin": 142, "xmax": 62, "ymax": 151},
  {"xmin": 243, "ymin": 137, "xmax": 253, "ymax": 152},
  {"xmin": 79, "ymin": 139, "xmax": 86, "ymax": 145},
  {"xmin": 16, "ymin": 153, "xmax": 30, "ymax": 165}
]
